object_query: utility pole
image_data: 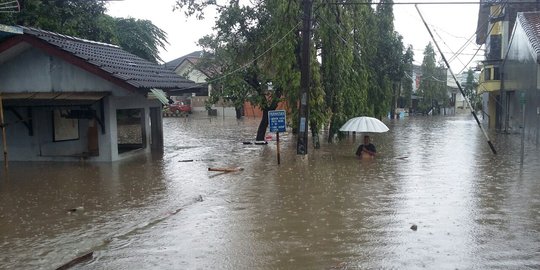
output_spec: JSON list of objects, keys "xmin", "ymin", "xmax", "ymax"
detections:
[
  {"xmin": 297, "ymin": 0, "xmax": 312, "ymax": 155},
  {"xmin": 416, "ymin": 5, "xmax": 497, "ymax": 155},
  {"xmin": 0, "ymin": 94, "xmax": 7, "ymax": 170}
]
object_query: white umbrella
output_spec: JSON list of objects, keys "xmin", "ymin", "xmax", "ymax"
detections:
[{"xmin": 339, "ymin": 116, "xmax": 389, "ymax": 133}]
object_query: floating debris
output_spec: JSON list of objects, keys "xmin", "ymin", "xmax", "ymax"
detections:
[
  {"xmin": 410, "ymin": 224, "xmax": 418, "ymax": 231},
  {"xmin": 178, "ymin": 158, "xmax": 215, "ymax": 162},
  {"xmin": 55, "ymin": 251, "xmax": 93, "ymax": 270},
  {"xmin": 67, "ymin": 206, "xmax": 84, "ymax": 213},
  {"xmin": 208, "ymin": 167, "xmax": 244, "ymax": 172}
]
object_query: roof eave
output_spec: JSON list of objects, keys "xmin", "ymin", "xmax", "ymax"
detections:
[{"xmin": 2, "ymin": 34, "xmax": 140, "ymax": 93}]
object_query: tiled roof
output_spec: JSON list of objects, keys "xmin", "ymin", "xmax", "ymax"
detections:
[
  {"xmin": 21, "ymin": 26, "xmax": 197, "ymax": 90},
  {"xmin": 163, "ymin": 50, "xmax": 203, "ymax": 70},
  {"xmin": 519, "ymin": 12, "xmax": 540, "ymax": 56}
]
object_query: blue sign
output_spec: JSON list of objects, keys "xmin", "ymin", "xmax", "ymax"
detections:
[{"xmin": 268, "ymin": 110, "xmax": 286, "ymax": 132}]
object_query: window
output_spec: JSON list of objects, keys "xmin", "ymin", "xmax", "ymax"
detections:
[
  {"xmin": 488, "ymin": 35, "xmax": 502, "ymax": 61},
  {"xmin": 116, "ymin": 109, "xmax": 145, "ymax": 154},
  {"xmin": 493, "ymin": 66, "xmax": 500, "ymax": 80},
  {"xmin": 53, "ymin": 109, "xmax": 79, "ymax": 142},
  {"xmin": 484, "ymin": 68, "xmax": 492, "ymax": 81}
]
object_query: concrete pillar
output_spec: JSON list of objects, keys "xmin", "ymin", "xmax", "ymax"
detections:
[{"xmin": 97, "ymin": 96, "xmax": 117, "ymax": 161}]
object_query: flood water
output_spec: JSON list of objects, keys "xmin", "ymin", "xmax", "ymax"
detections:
[{"xmin": 1, "ymin": 115, "xmax": 539, "ymax": 269}]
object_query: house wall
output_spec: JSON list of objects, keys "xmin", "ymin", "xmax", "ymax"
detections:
[
  {"xmin": 1, "ymin": 106, "xmax": 93, "ymax": 161},
  {"xmin": 0, "ymin": 47, "xmax": 164, "ymax": 162},
  {"xmin": 503, "ymin": 18, "xmax": 540, "ymax": 142},
  {"xmin": 176, "ymin": 64, "xmax": 207, "ymax": 84},
  {"xmin": 482, "ymin": 92, "xmax": 498, "ymax": 128},
  {"xmin": 174, "ymin": 61, "xmax": 215, "ymax": 114},
  {"xmin": 243, "ymin": 101, "xmax": 288, "ymax": 118},
  {"xmin": 0, "ymin": 47, "xmax": 121, "ymax": 93},
  {"xmin": 455, "ymin": 93, "xmax": 469, "ymax": 114},
  {"xmin": 95, "ymin": 95, "xmax": 161, "ymax": 162},
  {"xmin": 211, "ymin": 105, "xmax": 237, "ymax": 117},
  {"xmin": 0, "ymin": 96, "xmax": 162, "ymax": 161},
  {"xmin": 0, "ymin": 95, "xmax": 161, "ymax": 162}
]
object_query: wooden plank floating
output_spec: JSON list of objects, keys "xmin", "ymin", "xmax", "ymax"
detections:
[
  {"xmin": 55, "ymin": 251, "xmax": 93, "ymax": 270},
  {"xmin": 208, "ymin": 167, "xmax": 244, "ymax": 172},
  {"xmin": 178, "ymin": 158, "xmax": 215, "ymax": 162}
]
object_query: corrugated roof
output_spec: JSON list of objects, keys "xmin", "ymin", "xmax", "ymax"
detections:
[
  {"xmin": 519, "ymin": 11, "xmax": 540, "ymax": 57},
  {"xmin": 20, "ymin": 26, "xmax": 197, "ymax": 90}
]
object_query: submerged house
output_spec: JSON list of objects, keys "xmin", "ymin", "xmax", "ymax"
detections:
[
  {"xmin": 502, "ymin": 11, "xmax": 540, "ymax": 144},
  {"xmin": 0, "ymin": 25, "xmax": 197, "ymax": 162}
]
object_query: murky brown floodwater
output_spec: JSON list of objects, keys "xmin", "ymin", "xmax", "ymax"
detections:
[{"xmin": 1, "ymin": 115, "xmax": 539, "ymax": 269}]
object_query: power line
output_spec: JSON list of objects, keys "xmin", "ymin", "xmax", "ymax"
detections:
[
  {"xmin": 416, "ymin": 4, "xmax": 498, "ymax": 154},
  {"xmin": 433, "ymin": 28, "xmax": 468, "ymax": 67},
  {"xmin": 170, "ymin": 21, "xmax": 302, "ymax": 92},
  {"xmin": 326, "ymin": 1, "xmax": 537, "ymax": 5},
  {"xmin": 412, "ymin": 48, "xmax": 482, "ymax": 56},
  {"xmin": 455, "ymin": 1, "xmax": 507, "ymax": 73}
]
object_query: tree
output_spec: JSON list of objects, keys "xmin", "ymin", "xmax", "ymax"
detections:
[
  {"xmin": 179, "ymin": 0, "xmax": 301, "ymax": 141},
  {"xmin": 0, "ymin": 0, "xmax": 168, "ymax": 63},
  {"xmin": 400, "ymin": 45, "xmax": 414, "ymax": 109},
  {"xmin": 175, "ymin": 0, "xmax": 406, "ymax": 144},
  {"xmin": 417, "ymin": 42, "xmax": 447, "ymax": 114},
  {"xmin": 111, "ymin": 17, "xmax": 169, "ymax": 63},
  {"xmin": 464, "ymin": 68, "xmax": 481, "ymax": 110},
  {"xmin": 0, "ymin": 0, "xmax": 110, "ymax": 41},
  {"xmin": 318, "ymin": 2, "xmax": 359, "ymax": 142},
  {"xmin": 371, "ymin": 0, "xmax": 403, "ymax": 119}
]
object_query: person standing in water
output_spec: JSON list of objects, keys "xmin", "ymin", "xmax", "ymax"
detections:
[{"xmin": 356, "ymin": 135, "xmax": 376, "ymax": 158}]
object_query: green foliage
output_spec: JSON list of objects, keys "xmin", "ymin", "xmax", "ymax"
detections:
[
  {"xmin": 186, "ymin": 0, "xmax": 298, "ymax": 121},
  {"xmin": 0, "ymin": 0, "xmax": 168, "ymax": 63},
  {"xmin": 175, "ymin": 0, "xmax": 407, "ymax": 143},
  {"xmin": 369, "ymin": 0, "xmax": 401, "ymax": 118},
  {"xmin": 0, "ymin": 0, "xmax": 110, "ymax": 40},
  {"xmin": 418, "ymin": 42, "xmax": 447, "ymax": 114},
  {"xmin": 464, "ymin": 69, "xmax": 481, "ymax": 110},
  {"xmin": 112, "ymin": 18, "xmax": 169, "ymax": 63},
  {"xmin": 401, "ymin": 45, "xmax": 414, "ymax": 108}
]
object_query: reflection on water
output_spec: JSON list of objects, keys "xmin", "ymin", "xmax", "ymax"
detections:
[{"xmin": 1, "ymin": 115, "xmax": 539, "ymax": 269}]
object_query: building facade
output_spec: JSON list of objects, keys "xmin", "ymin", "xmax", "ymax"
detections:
[
  {"xmin": 502, "ymin": 11, "xmax": 540, "ymax": 144},
  {"xmin": 476, "ymin": 0, "xmax": 540, "ymax": 129}
]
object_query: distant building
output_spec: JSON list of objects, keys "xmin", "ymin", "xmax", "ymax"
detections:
[
  {"xmin": 164, "ymin": 51, "xmax": 236, "ymax": 117},
  {"xmin": 447, "ymin": 70, "xmax": 481, "ymax": 115},
  {"xmin": 402, "ymin": 65, "xmax": 423, "ymax": 114}
]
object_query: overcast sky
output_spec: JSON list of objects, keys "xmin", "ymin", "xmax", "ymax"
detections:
[{"xmin": 106, "ymin": 0, "xmax": 482, "ymax": 73}]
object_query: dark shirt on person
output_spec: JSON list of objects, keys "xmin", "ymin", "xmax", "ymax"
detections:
[{"xmin": 356, "ymin": 143, "xmax": 376, "ymax": 156}]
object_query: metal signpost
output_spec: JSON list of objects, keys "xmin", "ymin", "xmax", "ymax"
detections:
[
  {"xmin": 0, "ymin": 94, "xmax": 7, "ymax": 170},
  {"xmin": 268, "ymin": 110, "xmax": 286, "ymax": 165},
  {"xmin": 520, "ymin": 92, "xmax": 526, "ymax": 167}
]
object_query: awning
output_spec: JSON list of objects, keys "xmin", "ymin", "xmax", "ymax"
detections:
[{"xmin": 148, "ymin": 88, "xmax": 169, "ymax": 105}]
